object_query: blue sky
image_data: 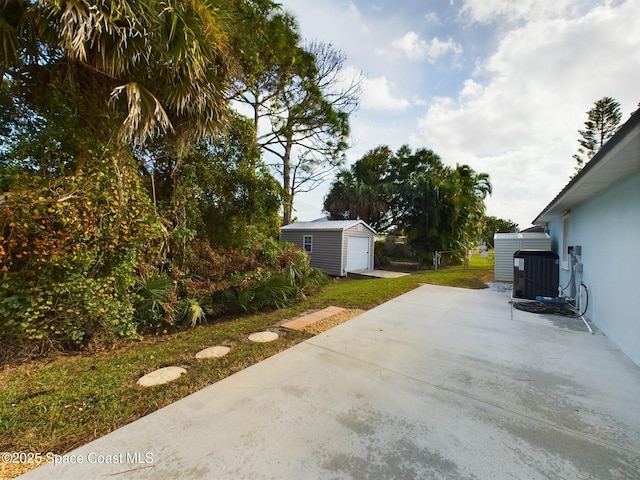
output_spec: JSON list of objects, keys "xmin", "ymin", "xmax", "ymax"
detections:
[{"xmin": 278, "ymin": 0, "xmax": 640, "ymax": 229}]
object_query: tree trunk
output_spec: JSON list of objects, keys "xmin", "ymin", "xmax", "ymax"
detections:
[
  {"xmin": 251, "ymin": 95, "xmax": 260, "ymax": 172},
  {"xmin": 282, "ymin": 140, "xmax": 293, "ymax": 225}
]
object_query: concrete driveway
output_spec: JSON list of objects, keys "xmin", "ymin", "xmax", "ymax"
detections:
[{"xmin": 20, "ymin": 285, "xmax": 640, "ymax": 479}]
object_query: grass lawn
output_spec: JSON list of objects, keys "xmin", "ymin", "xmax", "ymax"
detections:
[{"xmin": 0, "ymin": 253, "xmax": 494, "ymax": 477}]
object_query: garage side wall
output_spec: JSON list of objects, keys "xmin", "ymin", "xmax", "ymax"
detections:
[
  {"xmin": 280, "ymin": 229, "xmax": 343, "ymax": 276},
  {"xmin": 494, "ymin": 233, "xmax": 551, "ymax": 282},
  {"xmin": 494, "ymin": 234, "xmax": 520, "ymax": 281},
  {"xmin": 342, "ymin": 225, "xmax": 374, "ymax": 274}
]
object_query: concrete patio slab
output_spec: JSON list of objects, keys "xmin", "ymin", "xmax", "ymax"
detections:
[{"xmin": 19, "ymin": 285, "xmax": 640, "ymax": 479}]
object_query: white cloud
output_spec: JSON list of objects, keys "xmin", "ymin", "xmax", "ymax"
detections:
[
  {"xmin": 277, "ymin": 0, "xmax": 640, "ymax": 228},
  {"xmin": 425, "ymin": 11, "xmax": 442, "ymax": 24},
  {"xmin": 417, "ymin": 0, "xmax": 640, "ymax": 227},
  {"xmin": 459, "ymin": 0, "xmax": 591, "ymax": 24},
  {"xmin": 346, "ymin": 2, "xmax": 370, "ymax": 34},
  {"xmin": 392, "ymin": 32, "xmax": 462, "ymax": 63},
  {"xmin": 360, "ymin": 76, "xmax": 411, "ymax": 111}
]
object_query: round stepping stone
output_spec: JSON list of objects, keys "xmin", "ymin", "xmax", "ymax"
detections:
[
  {"xmin": 248, "ymin": 331, "xmax": 279, "ymax": 343},
  {"xmin": 195, "ymin": 346, "xmax": 231, "ymax": 359},
  {"xmin": 137, "ymin": 366, "xmax": 186, "ymax": 387}
]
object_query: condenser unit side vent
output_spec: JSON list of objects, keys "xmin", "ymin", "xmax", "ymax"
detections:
[{"xmin": 513, "ymin": 250, "xmax": 559, "ymax": 300}]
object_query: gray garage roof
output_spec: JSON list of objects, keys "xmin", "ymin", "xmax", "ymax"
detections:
[{"xmin": 281, "ymin": 219, "xmax": 376, "ymax": 234}]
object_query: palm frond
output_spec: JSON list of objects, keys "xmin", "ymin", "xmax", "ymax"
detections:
[
  {"xmin": 110, "ymin": 82, "xmax": 173, "ymax": 144},
  {"xmin": 35, "ymin": 0, "xmax": 234, "ymax": 146}
]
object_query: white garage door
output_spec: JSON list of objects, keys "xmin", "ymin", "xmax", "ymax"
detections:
[{"xmin": 346, "ymin": 236, "xmax": 370, "ymax": 272}]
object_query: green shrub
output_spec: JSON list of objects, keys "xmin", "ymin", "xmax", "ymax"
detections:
[
  {"xmin": 0, "ymin": 154, "xmax": 162, "ymax": 351},
  {"xmin": 0, "ymin": 158, "xmax": 327, "ymax": 353},
  {"xmin": 374, "ymin": 241, "xmax": 390, "ymax": 266}
]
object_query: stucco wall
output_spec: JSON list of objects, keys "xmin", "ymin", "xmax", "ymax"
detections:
[{"xmin": 547, "ymin": 170, "xmax": 640, "ymax": 366}]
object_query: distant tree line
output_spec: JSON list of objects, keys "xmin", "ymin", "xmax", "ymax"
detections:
[
  {"xmin": 323, "ymin": 145, "xmax": 505, "ymax": 264},
  {"xmin": 481, "ymin": 217, "xmax": 519, "ymax": 247}
]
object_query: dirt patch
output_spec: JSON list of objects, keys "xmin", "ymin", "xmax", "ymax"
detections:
[
  {"xmin": 1, "ymin": 461, "xmax": 37, "ymax": 480},
  {"xmin": 380, "ymin": 261, "xmax": 421, "ymax": 272},
  {"xmin": 301, "ymin": 309, "xmax": 365, "ymax": 335},
  {"xmin": 478, "ymin": 272, "xmax": 496, "ymax": 283}
]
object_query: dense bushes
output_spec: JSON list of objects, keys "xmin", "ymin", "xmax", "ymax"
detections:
[
  {"xmin": 0, "ymin": 168, "xmax": 326, "ymax": 355},
  {"xmin": 1, "ymin": 187, "xmax": 326, "ymax": 354},
  {"xmin": 0, "ymin": 3, "xmax": 330, "ymax": 358},
  {"xmin": 0, "ymin": 153, "xmax": 162, "ymax": 351},
  {"xmin": 131, "ymin": 238, "xmax": 328, "ymax": 334},
  {"xmin": 0, "ymin": 105, "xmax": 325, "ymax": 356},
  {"xmin": 178, "ymin": 238, "xmax": 327, "ymax": 316},
  {"xmin": 0, "ymin": 165, "xmax": 326, "ymax": 355}
]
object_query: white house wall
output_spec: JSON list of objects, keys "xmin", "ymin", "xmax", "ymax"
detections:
[{"xmin": 547, "ymin": 169, "xmax": 640, "ymax": 366}]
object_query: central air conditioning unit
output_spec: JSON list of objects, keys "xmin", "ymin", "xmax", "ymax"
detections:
[{"xmin": 513, "ymin": 250, "xmax": 559, "ymax": 300}]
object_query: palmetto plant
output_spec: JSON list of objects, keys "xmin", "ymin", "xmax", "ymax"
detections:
[
  {"xmin": 177, "ymin": 298, "xmax": 208, "ymax": 328},
  {"xmin": 134, "ymin": 274, "xmax": 209, "ymax": 328},
  {"xmin": 133, "ymin": 272, "xmax": 173, "ymax": 325}
]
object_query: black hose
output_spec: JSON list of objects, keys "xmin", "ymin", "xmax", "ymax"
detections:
[
  {"xmin": 513, "ymin": 284, "xmax": 588, "ymax": 318},
  {"xmin": 512, "ymin": 301, "xmax": 577, "ymax": 316},
  {"xmin": 578, "ymin": 282, "xmax": 589, "ymax": 316}
]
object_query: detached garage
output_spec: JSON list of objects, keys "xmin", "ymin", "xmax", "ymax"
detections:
[{"xmin": 280, "ymin": 219, "xmax": 376, "ymax": 277}]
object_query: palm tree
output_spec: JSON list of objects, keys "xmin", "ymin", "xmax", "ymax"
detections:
[
  {"xmin": 1, "ymin": 0, "xmax": 235, "ymax": 146},
  {"xmin": 449, "ymin": 165, "xmax": 492, "ymax": 264},
  {"xmin": 323, "ymin": 146, "xmax": 391, "ymax": 230},
  {"xmin": 323, "ymin": 168, "xmax": 356, "ymax": 220},
  {"xmin": 403, "ymin": 163, "xmax": 491, "ymax": 264}
]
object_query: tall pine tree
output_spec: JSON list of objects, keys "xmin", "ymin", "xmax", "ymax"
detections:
[{"xmin": 572, "ymin": 97, "xmax": 622, "ymax": 174}]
